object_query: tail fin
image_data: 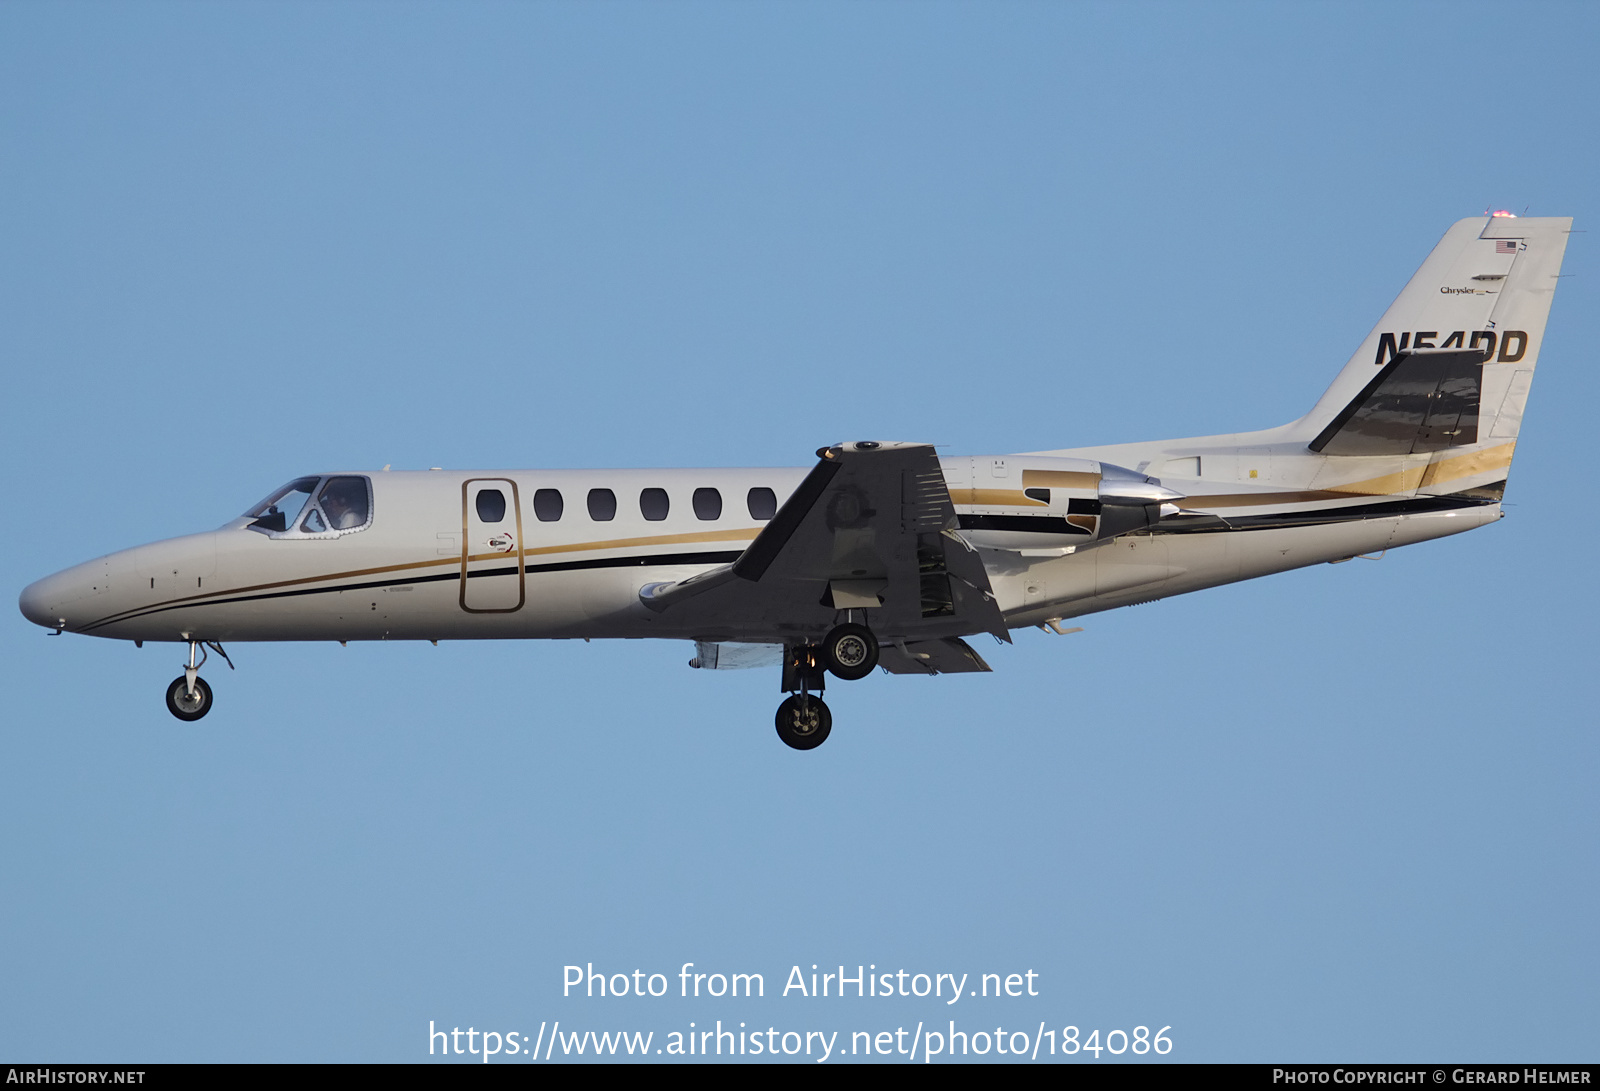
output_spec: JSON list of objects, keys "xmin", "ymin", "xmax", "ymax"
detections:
[{"xmin": 1295, "ymin": 216, "xmax": 1571, "ymax": 495}]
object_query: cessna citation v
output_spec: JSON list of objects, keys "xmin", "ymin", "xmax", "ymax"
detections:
[{"xmin": 19, "ymin": 215, "xmax": 1571, "ymax": 749}]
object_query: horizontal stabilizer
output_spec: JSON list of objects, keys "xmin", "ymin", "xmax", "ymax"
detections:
[{"xmin": 1309, "ymin": 349, "xmax": 1484, "ymax": 456}]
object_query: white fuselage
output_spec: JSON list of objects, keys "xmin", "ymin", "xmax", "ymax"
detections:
[{"xmin": 18, "ymin": 454, "xmax": 1498, "ymax": 648}]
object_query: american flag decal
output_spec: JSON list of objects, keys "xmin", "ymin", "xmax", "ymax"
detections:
[{"xmin": 1496, "ymin": 240, "xmax": 1518, "ymax": 254}]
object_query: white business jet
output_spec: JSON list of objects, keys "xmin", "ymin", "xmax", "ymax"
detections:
[{"xmin": 19, "ymin": 215, "xmax": 1570, "ymax": 748}]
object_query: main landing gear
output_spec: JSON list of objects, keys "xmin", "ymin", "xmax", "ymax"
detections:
[
  {"xmin": 164, "ymin": 639, "xmax": 233, "ymax": 722},
  {"xmin": 775, "ymin": 693, "xmax": 831, "ymax": 750},
  {"xmin": 820, "ymin": 621, "xmax": 878, "ymax": 680},
  {"xmin": 773, "ymin": 622, "xmax": 880, "ymax": 750}
]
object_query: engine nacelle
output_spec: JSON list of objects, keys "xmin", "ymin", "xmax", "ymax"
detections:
[{"xmin": 948, "ymin": 455, "xmax": 1184, "ymax": 553}]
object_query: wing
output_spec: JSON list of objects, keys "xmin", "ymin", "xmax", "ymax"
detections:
[{"xmin": 639, "ymin": 441, "xmax": 1009, "ymax": 645}]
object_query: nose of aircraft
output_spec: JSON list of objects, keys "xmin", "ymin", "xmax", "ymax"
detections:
[{"xmin": 18, "ymin": 572, "xmax": 69, "ymax": 629}]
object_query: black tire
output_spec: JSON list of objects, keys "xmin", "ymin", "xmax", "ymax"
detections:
[
  {"xmin": 775, "ymin": 694, "xmax": 832, "ymax": 750},
  {"xmin": 821, "ymin": 622, "xmax": 878, "ymax": 681},
  {"xmin": 166, "ymin": 675, "xmax": 213, "ymax": 721}
]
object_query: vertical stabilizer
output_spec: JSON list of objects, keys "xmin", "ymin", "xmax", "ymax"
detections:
[{"xmin": 1295, "ymin": 215, "xmax": 1570, "ymax": 497}]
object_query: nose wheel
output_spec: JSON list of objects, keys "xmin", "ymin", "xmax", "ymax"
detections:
[
  {"xmin": 166, "ymin": 675, "xmax": 213, "ymax": 721},
  {"xmin": 164, "ymin": 640, "xmax": 232, "ymax": 721}
]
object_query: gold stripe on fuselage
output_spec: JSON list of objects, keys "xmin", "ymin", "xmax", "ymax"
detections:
[
  {"xmin": 1020, "ymin": 470, "xmax": 1101, "ymax": 490},
  {"xmin": 1176, "ymin": 444, "xmax": 1515, "ymax": 511},
  {"xmin": 1418, "ymin": 442, "xmax": 1516, "ymax": 490},
  {"xmin": 948, "ymin": 488, "xmax": 1049, "ymax": 507},
  {"xmin": 87, "ymin": 527, "xmax": 764, "ymax": 629},
  {"xmin": 513, "ymin": 526, "xmax": 757, "ymax": 560}
]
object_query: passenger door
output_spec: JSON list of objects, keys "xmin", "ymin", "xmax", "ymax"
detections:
[{"xmin": 460, "ymin": 479, "xmax": 524, "ymax": 612}]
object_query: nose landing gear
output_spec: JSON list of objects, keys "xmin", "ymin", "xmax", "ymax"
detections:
[
  {"xmin": 166, "ymin": 674, "xmax": 213, "ymax": 721},
  {"xmin": 163, "ymin": 640, "xmax": 233, "ymax": 722}
]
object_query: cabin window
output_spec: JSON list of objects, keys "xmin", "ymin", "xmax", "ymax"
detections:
[
  {"xmin": 747, "ymin": 487, "xmax": 777, "ymax": 521},
  {"xmin": 640, "ymin": 488, "xmax": 670, "ymax": 521},
  {"xmin": 476, "ymin": 489, "xmax": 507, "ymax": 523},
  {"xmin": 588, "ymin": 488, "xmax": 617, "ymax": 521},
  {"xmin": 693, "ymin": 487, "xmax": 722, "ymax": 521},
  {"xmin": 534, "ymin": 488, "xmax": 564, "ymax": 522}
]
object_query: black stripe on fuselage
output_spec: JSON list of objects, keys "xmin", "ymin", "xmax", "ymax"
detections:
[
  {"xmin": 1152, "ymin": 488, "xmax": 1499, "ymax": 534},
  {"xmin": 79, "ymin": 550, "xmax": 745, "ymax": 632},
  {"xmin": 957, "ymin": 514, "xmax": 1092, "ymax": 536},
  {"xmin": 959, "ymin": 488, "xmax": 1493, "ymax": 539}
]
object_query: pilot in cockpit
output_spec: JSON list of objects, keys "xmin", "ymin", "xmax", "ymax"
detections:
[{"xmin": 319, "ymin": 478, "xmax": 368, "ymax": 531}]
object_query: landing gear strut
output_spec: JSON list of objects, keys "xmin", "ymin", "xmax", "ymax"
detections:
[
  {"xmin": 772, "ymin": 622, "xmax": 880, "ymax": 750},
  {"xmin": 775, "ymin": 644, "xmax": 830, "ymax": 750},
  {"xmin": 164, "ymin": 640, "xmax": 231, "ymax": 722}
]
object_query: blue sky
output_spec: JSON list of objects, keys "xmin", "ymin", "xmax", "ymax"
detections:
[{"xmin": 3, "ymin": 1, "xmax": 1596, "ymax": 1063}]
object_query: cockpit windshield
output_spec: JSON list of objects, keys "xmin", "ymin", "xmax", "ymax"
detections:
[
  {"xmin": 246, "ymin": 477, "xmax": 320, "ymax": 533},
  {"xmin": 245, "ymin": 475, "xmax": 372, "ymax": 538}
]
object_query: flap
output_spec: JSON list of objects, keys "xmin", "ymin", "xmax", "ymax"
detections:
[{"xmin": 878, "ymin": 637, "xmax": 994, "ymax": 675}]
